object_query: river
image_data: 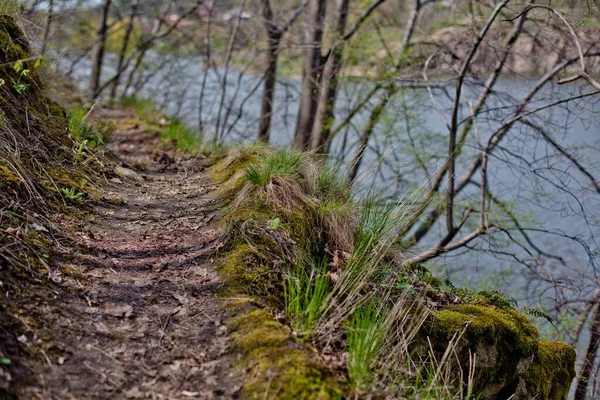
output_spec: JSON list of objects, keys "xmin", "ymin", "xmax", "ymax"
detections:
[{"xmin": 63, "ymin": 53, "xmax": 600, "ymax": 326}]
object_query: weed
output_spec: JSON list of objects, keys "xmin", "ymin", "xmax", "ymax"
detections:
[
  {"xmin": 11, "ymin": 60, "xmax": 30, "ymax": 94},
  {"xmin": 69, "ymin": 106, "xmax": 112, "ymax": 148},
  {"xmin": 268, "ymin": 217, "xmax": 281, "ymax": 230},
  {"xmin": 61, "ymin": 187, "xmax": 83, "ymax": 200},
  {"xmin": 315, "ymin": 162, "xmax": 351, "ymax": 202}
]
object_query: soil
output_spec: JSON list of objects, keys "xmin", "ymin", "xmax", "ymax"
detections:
[{"xmin": 12, "ymin": 106, "xmax": 244, "ymax": 399}]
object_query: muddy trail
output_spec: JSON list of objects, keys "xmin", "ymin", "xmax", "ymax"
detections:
[{"xmin": 17, "ymin": 107, "xmax": 243, "ymax": 399}]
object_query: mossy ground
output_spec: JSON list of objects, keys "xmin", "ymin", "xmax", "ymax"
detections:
[{"xmin": 229, "ymin": 308, "xmax": 343, "ymax": 399}]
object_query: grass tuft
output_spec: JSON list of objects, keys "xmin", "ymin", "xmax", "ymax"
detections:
[
  {"xmin": 244, "ymin": 150, "xmax": 304, "ymax": 186},
  {"xmin": 284, "ymin": 256, "xmax": 331, "ymax": 335},
  {"xmin": 346, "ymin": 299, "xmax": 389, "ymax": 389}
]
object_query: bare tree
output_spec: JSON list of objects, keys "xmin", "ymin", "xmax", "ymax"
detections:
[
  {"xmin": 110, "ymin": 0, "xmax": 140, "ymax": 101},
  {"xmin": 39, "ymin": 0, "xmax": 53, "ymax": 56},
  {"xmin": 311, "ymin": 0, "xmax": 388, "ymax": 152},
  {"xmin": 257, "ymin": 0, "xmax": 309, "ymax": 143},
  {"xmin": 90, "ymin": 0, "xmax": 112, "ymax": 98},
  {"xmin": 293, "ymin": 0, "xmax": 327, "ymax": 150}
]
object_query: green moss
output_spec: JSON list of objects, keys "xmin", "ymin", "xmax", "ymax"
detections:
[
  {"xmin": 230, "ymin": 309, "xmax": 343, "ymax": 400},
  {"xmin": 523, "ymin": 340, "xmax": 576, "ymax": 400},
  {"xmin": 0, "ymin": 164, "xmax": 21, "ymax": 187},
  {"xmin": 209, "ymin": 145, "xmax": 272, "ymax": 186},
  {"xmin": 431, "ymin": 304, "xmax": 538, "ymax": 353},
  {"xmin": 428, "ymin": 304, "xmax": 540, "ymax": 395},
  {"xmin": 218, "ymin": 244, "xmax": 283, "ymax": 306}
]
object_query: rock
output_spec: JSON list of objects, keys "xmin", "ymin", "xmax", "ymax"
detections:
[{"xmin": 115, "ymin": 166, "xmax": 143, "ymax": 182}]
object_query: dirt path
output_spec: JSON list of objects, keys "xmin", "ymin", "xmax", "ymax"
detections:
[{"xmin": 19, "ymin": 107, "xmax": 242, "ymax": 399}]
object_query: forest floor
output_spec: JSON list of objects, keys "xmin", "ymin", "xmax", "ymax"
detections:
[{"xmin": 16, "ymin": 106, "xmax": 244, "ymax": 399}]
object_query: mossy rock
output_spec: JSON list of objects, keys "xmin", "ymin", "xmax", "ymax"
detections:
[
  {"xmin": 229, "ymin": 308, "xmax": 343, "ymax": 400},
  {"xmin": 218, "ymin": 244, "xmax": 283, "ymax": 306},
  {"xmin": 427, "ymin": 304, "xmax": 574, "ymax": 399},
  {"xmin": 521, "ymin": 340, "xmax": 576, "ymax": 400}
]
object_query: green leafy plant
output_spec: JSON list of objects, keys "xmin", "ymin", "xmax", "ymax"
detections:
[
  {"xmin": 523, "ymin": 306, "xmax": 554, "ymax": 325},
  {"xmin": 61, "ymin": 187, "xmax": 84, "ymax": 200},
  {"xmin": 11, "ymin": 61, "xmax": 30, "ymax": 94},
  {"xmin": 0, "ymin": 352, "xmax": 10, "ymax": 365},
  {"xmin": 75, "ymin": 140, "xmax": 89, "ymax": 155},
  {"xmin": 69, "ymin": 106, "xmax": 113, "ymax": 148},
  {"xmin": 268, "ymin": 217, "xmax": 281, "ymax": 230}
]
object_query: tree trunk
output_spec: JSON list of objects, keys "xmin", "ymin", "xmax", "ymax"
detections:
[
  {"xmin": 294, "ymin": 0, "xmax": 326, "ymax": 150},
  {"xmin": 90, "ymin": 0, "xmax": 112, "ymax": 99},
  {"xmin": 258, "ymin": 37, "xmax": 281, "ymax": 142},
  {"xmin": 347, "ymin": 88, "xmax": 390, "ymax": 183},
  {"xmin": 258, "ymin": 0, "xmax": 282, "ymax": 143},
  {"xmin": 345, "ymin": 0, "xmax": 422, "ymax": 180},
  {"xmin": 110, "ymin": 0, "xmax": 139, "ymax": 101},
  {"xmin": 40, "ymin": 0, "xmax": 53, "ymax": 56},
  {"xmin": 311, "ymin": 0, "xmax": 350, "ymax": 152},
  {"xmin": 575, "ymin": 303, "xmax": 600, "ymax": 400}
]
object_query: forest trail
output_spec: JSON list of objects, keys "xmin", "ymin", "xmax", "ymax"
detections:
[{"xmin": 19, "ymin": 106, "xmax": 242, "ymax": 399}]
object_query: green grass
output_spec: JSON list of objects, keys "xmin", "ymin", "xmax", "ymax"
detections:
[
  {"xmin": 284, "ymin": 256, "xmax": 331, "ymax": 335},
  {"xmin": 0, "ymin": 0, "xmax": 19, "ymax": 16},
  {"xmin": 160, "ymin": 119, "xmax": 203, "ymax": 153},
  {"xmin": 244, "ymin": 150, "xmax": 304, "ymax": 186},
  {"xmin": 346, "ymin": 300, "xmax": 389, "ymax": 389},
  {"xmin": 314, "ymin": 163, "xmax": 352, "ymax": 202}
]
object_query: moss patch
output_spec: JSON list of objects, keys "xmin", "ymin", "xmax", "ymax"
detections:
[
  {"xmin": 0, "ymin": 163, "xmax": 21, "ymax": 187},
  {"xmin": 229, "ymin": 309, "xmax": 343, "ymax": 399},
  {"xmin": 522, "ymin": 340, "xmax": 576, "ymax": 400},
  {"xmin": 218, "ymin": 243, "xmax": 283, "ymax": 307}
]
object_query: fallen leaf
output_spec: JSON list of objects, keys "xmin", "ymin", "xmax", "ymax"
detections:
[
  {"xmin": 30, "ymin": 223, "xmax": 49, "ymax": 233},
  {"xmin": 124, "ymin": 386, "xmax": 144, "ymax": 399},
  {"xmin": 104, "ymin": 304, "xmax": 133, "ymax": 318},
  {"xmin": 95, "ymin": 322, "xmax": 110, "ymax": 334}
]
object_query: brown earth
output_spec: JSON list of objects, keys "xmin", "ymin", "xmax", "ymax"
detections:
[{"xmin": 11, "ymin": 106, "xmax": 244, "ymax": 399}]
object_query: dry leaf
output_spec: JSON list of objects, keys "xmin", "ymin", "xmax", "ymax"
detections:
[{"xmin": 104, "ymin": 304, "xmax": 133, "ymax": 318}]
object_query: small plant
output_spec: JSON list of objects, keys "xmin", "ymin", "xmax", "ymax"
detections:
[
  {"xmin": 523, "ymin": 306, "xmax": 554, "ymax": 325},
  {"xmin": 11, "ymin": 60, "xmax": 30, "ymax": 94},
  {"xmin": 61, "ymin": 187, "xmax": 84, "ymax": 200},
  {"xmin": 268, "ymin": 217, "xmax": 281, "ymax": 230},
  {"xmin": 284, "ymin": 256, "xmax": 331, "ymax": 335},
  {"xmin": 0, "ymin": 351, "xmax": 10, "ymax": 365},
  {"xmin": 315, "ymin": 163, "xmax": 351, "ymax": 201},
  {"xmin": 75, "ymin": 140, "xmax": 88, "ymax": 155},
  {"xmin": 69, "ymin": 107, "xmax": 113, "ymax": 148}
]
